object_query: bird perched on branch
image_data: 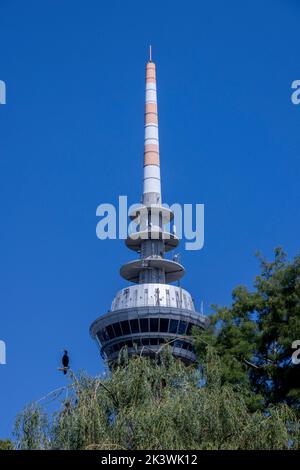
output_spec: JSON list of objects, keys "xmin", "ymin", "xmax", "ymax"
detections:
[{"xmin": 62, "ymin": 350, "xmax": 69, "ymax": 375}]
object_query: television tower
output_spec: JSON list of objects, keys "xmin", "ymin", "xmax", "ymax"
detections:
[{"xmin": 90, "ymin": 49, "xmax": 207, "ymax": 364}]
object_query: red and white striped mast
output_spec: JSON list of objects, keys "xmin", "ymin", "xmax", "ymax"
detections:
[{"xmin": 143, "ymin": 45, "xmax": 161, "ymax": 206}]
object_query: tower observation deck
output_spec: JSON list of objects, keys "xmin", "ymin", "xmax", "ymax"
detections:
[{"xmin": 90, "ymin": 49, "xmax": 208, "ymax": 365}]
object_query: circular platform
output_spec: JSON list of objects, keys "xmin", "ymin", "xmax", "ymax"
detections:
[
  {"xmin": 129, "ymin": 204, "xmax": 174, "ymax": 224},
  {"xmin": 120, "ymin": 257, "xmax": 185, "ymax": 283},
  {"xmin": 125, "ymin": 228, "xmax": 179, "ymax": 252}
]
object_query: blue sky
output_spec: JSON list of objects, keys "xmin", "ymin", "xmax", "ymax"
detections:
[{"xmin": 0, "ymin": 0, "xmax": 299, "ymax": 438}]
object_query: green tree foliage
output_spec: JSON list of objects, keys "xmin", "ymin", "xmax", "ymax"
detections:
[
  {"xmin": 0, "ymin": 439, "xmax": 13, "ymax": 450},
  {"xmin": 12, "ymin": 248, "xmax": 300, "ymax": 449},
  {"xmin": 14, "ymin": 404, "xmax": 49, "ymax": 450},
  {"xmin": 194, "ymin": 248, "xmax": 300, "ymax": 412},
  {"xmin": 14, "ymin": 349, "xmax": 300, "ymax": 450}
]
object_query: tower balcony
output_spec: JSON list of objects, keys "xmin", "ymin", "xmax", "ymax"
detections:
[
  {"xmin": 125, "ymin": 228, "xmax": 179, "ymax": 253},
  {"xmin": 120, "ymin": 257, "xmax": 185, "ymax": 284},
  {"xmin": 129, "ymin": 204, "xmax": 174, "ymax": 225}
]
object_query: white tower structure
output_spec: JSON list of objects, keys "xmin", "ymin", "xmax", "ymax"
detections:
[{"xmin": 90, "ymin": 49, "xmax": 207, "ymax": 365}]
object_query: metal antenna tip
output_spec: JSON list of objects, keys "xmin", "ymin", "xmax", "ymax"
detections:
[{"xmin": 149, "ymin": 45, "xmax": 152, "ymax": 62}]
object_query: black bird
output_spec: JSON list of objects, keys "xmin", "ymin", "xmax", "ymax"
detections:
[{"xmin": 62, "ymin": 350, "xmax": 69, "ymax": 374}]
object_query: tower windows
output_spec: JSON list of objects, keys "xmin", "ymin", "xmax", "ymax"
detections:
[
  {"xmin": 106, "ymin": 325, "xmax": 115, "ymax": 340},
  {"xmin": 173, "ymin": 340, "xmax": 183, "ymax": 349},
  {"xmin": 105, "ymin": 346, "xmax": 113, "ymax": 356},
  {"xmin": 149, "ymin": 338, "xmax": 159, "ymax": 346},
  {"xmin": 169, "ymin": 319, "xmax": 178, "ymax": 334},
  {"xmin": 120, "ymin": 320, "xmax": 130, "ymax": 335},
  {"xmin": 130, "ymin": 318, "xmax": 139, "ymax": 334},
  {"xmin": 160, "ymin": 318, "xmax": 169, "ymax": 332},
  {"xmin": 181, "ymin": 342, "xmax": 192, "ymax": 351},
  {"xmin": 97, "ymin": 332, "xmax": 105, "ymax": 343},
  {"xmin": 140, "ymin": 318, "xmax": 149, "ymax": 332},
  {"xmin": 133, "ymin": 339, "xmax": 141, "ymax": 348},
  {"xmin": 150, "ymin": 317, "xmax": 159, "ymax": 332},
  {"xmin": 98, "ymin": 315, "xmax": 197, "ymax": 364},
  {"xmin": 101, "ymin": 328, "xmax": 110, "ymax": 342},
  {"xmin": 178, "ymin": 321, "xmax": 187, "ymax": 335},
  {"xmin": 113, "ymin": 322, "xmax": 122, "ymax": 337},
  {"xmin": 186, "ymin": 323, "xmax": 193, "ymax": 335},
  {"xmin": 125, "ymin": 339, "xmax": 133, "ymax": 349}
]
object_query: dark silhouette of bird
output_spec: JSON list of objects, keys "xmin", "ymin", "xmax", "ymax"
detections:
[{"xmin": 62, "ymin": 350, "xmax": 69, "ymax": 375}]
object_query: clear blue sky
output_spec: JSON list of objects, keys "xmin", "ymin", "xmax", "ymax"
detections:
[{"xmin": 0, "ymin": 0, "xmax": 299, "ymax": 438}]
